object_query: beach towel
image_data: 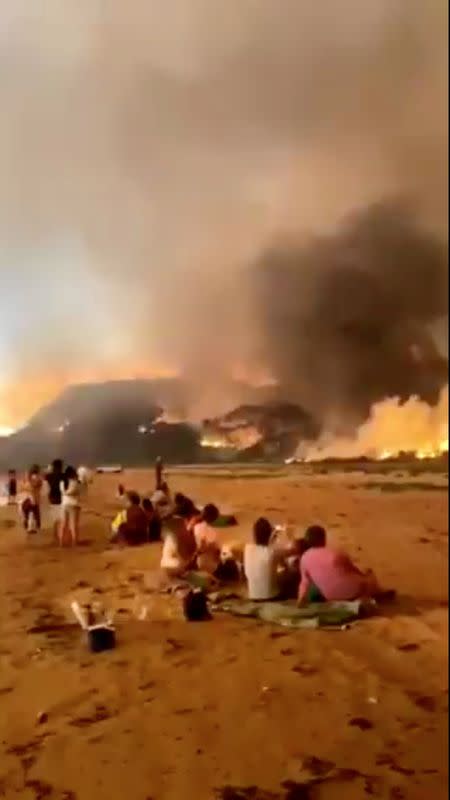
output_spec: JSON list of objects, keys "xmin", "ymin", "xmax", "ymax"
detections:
[
  {"xmin": 212, "ymin": 598, "xmax": 373, "ymax": 629},
  {"xmin": 214, "ymin": 514, "xmax": 238, "ymax": 528}
]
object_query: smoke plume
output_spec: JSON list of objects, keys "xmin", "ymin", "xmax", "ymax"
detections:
[
  {"xmin": 0, "ymin": 0, "xmax": 448, "ymax": 428},
  {"xmin": 255, "ymin": 201, "xmax": 448, "ymax": 427}
]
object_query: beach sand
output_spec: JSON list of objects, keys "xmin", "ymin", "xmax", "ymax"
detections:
[{"xmin": 0, "ymin": 468, "xmax": 447, "ymax": 799}]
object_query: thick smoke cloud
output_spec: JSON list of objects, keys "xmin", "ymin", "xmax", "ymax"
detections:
[
  {"xmin": 0, "ymin": 0, "xmax": 447, "ymax": 427},
  {"xmin": 256, "ymin": 202, "xmax": 448, "ymax": 428}
]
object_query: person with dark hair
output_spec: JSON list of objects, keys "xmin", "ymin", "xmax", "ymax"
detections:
[
  {"xmin": 45, "ymin": 459, "xmax": 64, "ymax": 540},
  {"xmin": 142, "ymin": 497, "xmax": 162, "ymax": 542},
  {"xmin": 193, "ymin": 503, "xmax": 221, "ymax": 574},
  {"xmin": 174, "ymin": 493, "xmax": 200, "ymax": 521},
  {"xmin": 7, "ymin": 469, "xmax": 17, "ymax": 504},
  {"xmin": 113, "ymin": 490, "xmax": 149, "ymax": 546},
  {"xmin": 244, "ymin": 517, "xmax": 281, "ymax": 600},
  {"xmin": 298, "ymin": 525, "xmax": 381, "ymax": 604},
  {"xmin": 22, "ymin": 465, "xmax": 43, "ymax": 533},
  {"xmin": 60, "ymin": 465, "xmax": 82, "ymax": 546}
]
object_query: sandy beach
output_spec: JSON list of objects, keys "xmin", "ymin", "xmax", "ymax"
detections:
[{"xmin": 0, "ymin": 467, "xmax": 448, "ymax": 800}]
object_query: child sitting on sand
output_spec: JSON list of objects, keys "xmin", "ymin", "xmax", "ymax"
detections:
[
  {"xmin": 244, "ymin": 517, "xmax": 284, "ymax": 601},
  {"xmin": 298, "ymin": 525, "xmax": 381, "ymax": 604}
]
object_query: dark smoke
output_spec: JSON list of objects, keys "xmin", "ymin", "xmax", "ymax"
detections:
[{"xmin": 256, "ymin": 202, "xmax": 448, "ymax": 430}]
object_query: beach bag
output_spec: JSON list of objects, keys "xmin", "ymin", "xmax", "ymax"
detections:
[
  {"xmin": 182, "ymin": 588, "xmax": 210, "ymax": 622},
  {"xmin": 215, "ymin": 558, "xmax": 241, "ymax": 582}
]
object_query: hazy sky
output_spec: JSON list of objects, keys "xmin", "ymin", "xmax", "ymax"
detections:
[{"xmin": 0, "ymin": 0, "xmax": 447, "ymax": 427}]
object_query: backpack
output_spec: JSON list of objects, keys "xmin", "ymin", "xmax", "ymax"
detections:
[{"xmin": 182, "ymin": 588, "xmax": 210, "ymax": 622}]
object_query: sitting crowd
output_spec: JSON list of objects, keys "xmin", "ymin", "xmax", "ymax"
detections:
[
  {"xmin": 6, "ymin": 457, "xmax": 384, "ymax": 605},
  {"xmin": 243, "ymin": 519, "xmax": 382, "ymax": 604},
  {"xmin": 111, "ymin": 472, "xmax": 384, "ymax": 605}
]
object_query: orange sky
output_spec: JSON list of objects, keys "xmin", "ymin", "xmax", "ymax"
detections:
[{"xmin": 0, "ymin": 364, "xmax": 179, "ymax": 431}]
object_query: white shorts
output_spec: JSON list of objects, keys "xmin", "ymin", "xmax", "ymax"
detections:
[
  {"xmin": 48, "ymin": 505, "xmax": 63, "ymax": 525},
  {"xmin": 61, "ymin": 505, "xmax": 80, "ymax": 522}
]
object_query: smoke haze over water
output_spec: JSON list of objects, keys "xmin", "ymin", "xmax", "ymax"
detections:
[{"xmin": 0, "ymin": 1, "xmax": 448, "ymax": 428}]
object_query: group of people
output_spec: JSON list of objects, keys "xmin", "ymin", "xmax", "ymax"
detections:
[
  {"xmin": 110, "ymin": 480, "xmax": 223, "ymax": 577},
  {"xmin": 111, "ymin": 490, "xmax": 162, "ymax": 546},
  {"xmin": 243, "ymin": 518, "xmax": 382, "ymax": 604},
  {"xmin": 112, "ymin": 470, "xmax": 383, "ymax": 606},
  {"xmin": 5, "ymin": 457, "xmax": 383, "ymax": 605},
  {"xmin": 6, "ymin": 461, "xmax": 86, "ymax": 545}
]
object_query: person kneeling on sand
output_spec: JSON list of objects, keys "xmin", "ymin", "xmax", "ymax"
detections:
[
  {"xmin": 193, "ymin": 503, "xmax": 221, "ymax": 574},
  {"xmin": 111, "ymin": 491, "xmax": 148, "ymax": 547},
  {"xmin": 160, "ymin": 515, "xmax": 197, "ymax": 578},
  {"xmin": 244, "ymin": 517, "xmax": 284, "ymax": 601},
  {"xmin": 298, "ymin": 525, "xmax": 381, "ymax": 605}
]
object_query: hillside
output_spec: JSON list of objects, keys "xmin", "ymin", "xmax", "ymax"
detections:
[{"xmin": 0, "ymin": 379, "xmax": 313, "ymax": 469}]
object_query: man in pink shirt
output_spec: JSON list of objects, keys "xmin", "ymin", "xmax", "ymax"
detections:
[{"xmin": 298, "ymin": 526, "xmax": 380, "ymax": 604}]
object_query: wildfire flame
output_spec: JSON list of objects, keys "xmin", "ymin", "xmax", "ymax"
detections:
[
  {"xmin": 200, "ymin": 425, "xmax": 262, "ymax": 451},
  {"xmin": 300, "ymin": 387, "xmax": 449, "ymax": 462}
]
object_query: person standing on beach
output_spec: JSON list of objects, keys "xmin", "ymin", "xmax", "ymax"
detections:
[
  {"xmin": 7, "ymin": 469, "xmax": 17, "ymax": 504},
  {"xmin": 45, "ymin": 459, "xmax": 64, "ymax": 541},
  {"xmin": 22, "ymin": 465, "xmax": 43, "ymax": 533},
  {"xmin": 60, "ymin": 465, "xmax": 82, "ymax": 546},
  {"xmin": 155, "ymin": 456, "xmax": 164, "ymax": 491}
]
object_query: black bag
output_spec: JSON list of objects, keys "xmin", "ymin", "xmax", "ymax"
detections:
[
  {"xmin": 215, "ymin": 558, "xmax": 240, "ymax": 583},
  {"xmin": 182, "ymin": 589, "xmax": 210, "ymax": 622},
  {"xmin": 88, "ymin": 626, "xmax": 116, "ymax": 653}
]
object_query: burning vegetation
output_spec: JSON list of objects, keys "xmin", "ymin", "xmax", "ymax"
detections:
[
  {"xmin": 300, "ymin": 386, "xmax": 448, "ymax": 463},
  {"xmin": 200, "ymin": 403, "xmax": 320, "ymax": 459}
]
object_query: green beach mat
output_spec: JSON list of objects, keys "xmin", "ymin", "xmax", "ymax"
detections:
[{"xmin": 213, "ymin": 598, "xmax": 373, "ymax": 629}]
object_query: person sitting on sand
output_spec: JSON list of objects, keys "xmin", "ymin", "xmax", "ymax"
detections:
[
  {"xmin": 60, "ymin": 465, "xmax": 82, "ymax": 546},
  {"xmin": 275, "ymin": 536, "xmax": 310, "ymax": 599},
  {"xmin": 151, "ymin": 481, "xmax": 172, "ymax": 519},
  {"xmin": 142, "ymin": 498, "xmax": 162, "ymax": 542},
  {"xmin": 160, "ymin": 515, "xmax": 197, "ymax": 578},
  {"xmin": 244, "ymin": 517, "xmax": 284, "ymax": 601},
  {"xmin": 111, "ymin": 507, "xmax": 127, "ymax": 539},
  {"xmin": 298, "ymin": 525, "xmax": 381, "ymax": 605},
  {"xmin": 173, "ymin": 493, "xmax": 201, "ymax": 523},
  {"xmin": 193, "ymin": 503, "xmax": 221, "ymax": 574},
  {"xmin": 112, "ymin": 491, "xmax": 148, "ymax": 547}
]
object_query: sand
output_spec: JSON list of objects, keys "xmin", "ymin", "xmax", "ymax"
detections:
[{"xmin": 0, "ymin": 468, "xmax": 448, "ymax": 800}]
